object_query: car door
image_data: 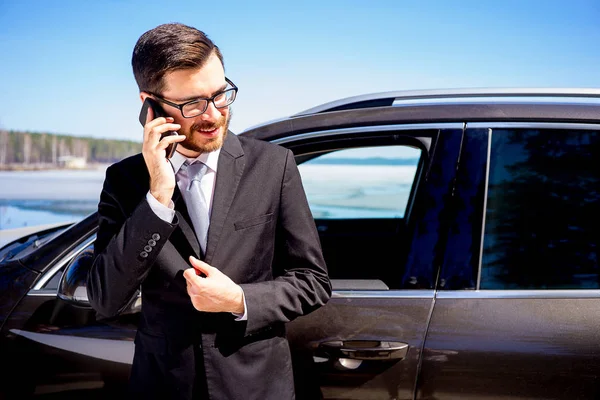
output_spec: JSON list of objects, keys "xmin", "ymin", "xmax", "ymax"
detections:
[
  {"xmin": 0, "ymin": 212, "xmax": 141, "ymax": 397},
  {"xmin": 277, "ymin": 123, "xmax": 463, "ymax": 400},
  {"xmin": 419, "ymin": 123, "xmax": 600, "ymax": 399},
  {"xmin": 1, "ymin": 233, "xmax": 137, "ymax": 397}
]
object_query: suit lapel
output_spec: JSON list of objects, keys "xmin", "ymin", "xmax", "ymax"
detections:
[
  {"xmin": 205, "ymin": 132, "xmax": 245, "ymax": 263},
  {"xmin": 172, "ymin": 185, "xmax": 202, "ymax": 259}
]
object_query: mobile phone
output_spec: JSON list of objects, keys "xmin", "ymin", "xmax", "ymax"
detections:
[{"xmin": 139, "ymin": 97, "xmax": 179, "ymax": 159}]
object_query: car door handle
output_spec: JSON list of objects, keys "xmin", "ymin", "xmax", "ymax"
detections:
[{"xmin": 318, "ymin": 340, "xmax": 409, "ymax": 361}]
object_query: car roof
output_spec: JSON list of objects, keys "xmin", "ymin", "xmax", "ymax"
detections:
[{"xmin": 239, "ymin": 87, "xmax": 600, "ymax": 142}]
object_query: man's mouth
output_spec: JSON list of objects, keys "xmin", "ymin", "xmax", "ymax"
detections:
[{"xmin": 195, "ymin": 125, "xmax": 220, "ymax": 136}]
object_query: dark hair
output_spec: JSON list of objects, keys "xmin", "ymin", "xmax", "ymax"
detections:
[{"xmin": 131, "ymin": 23, "xmax": 224, "ymax": 94}]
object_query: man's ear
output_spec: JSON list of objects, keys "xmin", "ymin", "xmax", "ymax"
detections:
[{"xmin": 140, "ymin": 92, "xmax": 151, "ymax": 103}]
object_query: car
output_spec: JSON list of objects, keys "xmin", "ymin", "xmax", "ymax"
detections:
[{"xmin": 1, "ymin": 87, "xmax": 600, "ymax": 399}]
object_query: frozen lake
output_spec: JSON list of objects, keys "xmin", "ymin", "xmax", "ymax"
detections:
[
  {"xmin": 0, "ymin": 167, "xmax": 107, "ymax": 230},
  {"xmin": 0, "ymin": 167, "xmax": 108, "ymax": 201}
]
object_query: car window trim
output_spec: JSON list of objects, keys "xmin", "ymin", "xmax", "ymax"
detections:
[
  {"xmin": 29, "ymin": 233, "xmax": 96, "ymax": 294},
  {"xmin": 437, "ymin": 290, "xmax": 600, "ymax": 299},
  {"xmin": 467, "ymin": 122, "xmax": 600, "ymax": 130},
  {"xmin": 332, "ymin": 289, "xmax": 435, "ymax": 299},
  {"xmin": 477, "ymin": 128, "xmax": 492, "ymax": 290},
  {"xmin": 270, "ymin": 123, "xmax": 463, "ymax": 145}
]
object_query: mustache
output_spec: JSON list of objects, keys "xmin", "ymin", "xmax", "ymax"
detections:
[{"xmin": 191, "ymin": 118, "xmax": 225, "ymax": 132}]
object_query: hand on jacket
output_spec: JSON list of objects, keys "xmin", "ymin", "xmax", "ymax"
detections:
[{"xmin": 183, "ymin": 256, "xmax": 245, "ymax": 314}]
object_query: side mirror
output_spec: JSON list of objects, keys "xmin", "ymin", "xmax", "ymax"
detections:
[
  {"xmin": 58, "ymin": 245, "xmax": 94, "ymax": 308},
  {"xmin": 57, "ymin": 242, "xmax": 142, "ymax": 314}
]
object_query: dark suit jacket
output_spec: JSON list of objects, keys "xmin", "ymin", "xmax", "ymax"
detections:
[{"xmin": 87, "ymin": 132, "xmax": 331, "ymax": 400}]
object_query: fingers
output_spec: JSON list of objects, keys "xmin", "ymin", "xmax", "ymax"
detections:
[
  {"xmin": 144, "ymin": 117, "xmax": 181, "ymax": 144},
  {"xmin": 183, "ymin": 268, "xmax": 201, "ymax": 299},
  {"xmin": 156, "ymin": 133, "xmax": 186, "ymax": 150},
  {"xmin": 183, "ymin": 260, "xmax": 241, "ymax": 314},
  {"xmin": 189, "ymin": 256, "xmax": 213, "ymax": 276},
  {"xmin": 182, "ymin": 259, "xmax": 213, "ymax": 283},
  {"xmin": 142, "ymin": 117, "xmax": 182, "ymax": 164}
]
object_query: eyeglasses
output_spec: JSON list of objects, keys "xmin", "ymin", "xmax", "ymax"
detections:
[{"xmin": 149, "ymin": 78, "xmax": 238, "ymax": 118}]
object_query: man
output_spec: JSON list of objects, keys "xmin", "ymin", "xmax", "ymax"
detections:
[{"xmin": 87, "ymin": 22, "xmax": 331, "ymax": 400}]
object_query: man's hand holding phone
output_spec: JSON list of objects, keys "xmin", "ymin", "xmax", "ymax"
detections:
[{"xmin": 140, "ymin": 98, "xmax": 186, "ymax": 207}]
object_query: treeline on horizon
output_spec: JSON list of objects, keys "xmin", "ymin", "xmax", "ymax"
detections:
[{"xmin": 0, "ymin": 130, "xmax": 141, "ymax": 166}]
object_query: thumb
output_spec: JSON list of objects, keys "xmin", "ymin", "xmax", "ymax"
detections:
[
  {"xmin": 182, "ymin": 268, "xmax": 197, "ymax": 281},
  {"xmin": 189, "ymin": 256, "xmax": 212, "ymax": 276}
]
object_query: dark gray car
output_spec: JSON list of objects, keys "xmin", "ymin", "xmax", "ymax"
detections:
[{"xmin": 1, "ymin": 88, "xmax": 599, "ymax": 399}]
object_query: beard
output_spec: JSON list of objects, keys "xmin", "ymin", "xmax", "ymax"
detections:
[{"xmin": 179, "ymin": 109, "xmax": 232, "ymax": 154}]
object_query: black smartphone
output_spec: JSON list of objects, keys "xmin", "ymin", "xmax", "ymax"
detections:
[{"xmin": 139, "ymin": 97, "xmax": 179, "ymax": 159}]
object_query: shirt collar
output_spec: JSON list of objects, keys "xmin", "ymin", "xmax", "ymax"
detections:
[{"xmin": 171, "ymin": 148, "xmax": 221, "ymax": 174}]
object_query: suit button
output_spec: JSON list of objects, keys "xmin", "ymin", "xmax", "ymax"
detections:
[
  {"xmin": 144, "ymin": 245, "xmax": 153, "ymax": 252},
  {"xmin": 152, "ymin": 233, "xmax": 161, "ymax": 241},
  {"xmin": 140, "ymin": 251, "xmax": 148, "ymax": 258},
  {"xmin": 148, "ymin": 239, "xmax": 156, "ymax": 246}
]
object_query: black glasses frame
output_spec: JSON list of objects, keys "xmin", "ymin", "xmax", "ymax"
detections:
[{"xmin": 149, "ymin": 77, "xmax": 238, "ymax": 118}]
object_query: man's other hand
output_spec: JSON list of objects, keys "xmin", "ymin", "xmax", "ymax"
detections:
[{"xmin": 183, "ymin": 256, "xmax": 245, "ymax": 314}]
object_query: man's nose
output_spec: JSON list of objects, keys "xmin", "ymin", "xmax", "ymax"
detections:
[{"xmin": 200, "ymin": 101, "xmax": 222, "ymax": 121}]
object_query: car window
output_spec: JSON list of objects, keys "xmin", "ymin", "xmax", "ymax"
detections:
[
  {"xmin": 42, "ymin": 267, "xmax": 64, "ymax": 290},
  {"xmin": 480, "ymin": 128, "xmax": 600, "ymax": 289},
  {"xmin": 298, "ymin": 146, "xmax": 421, "ymax": 219},
  {"xmin": 297, "ymin": 144, "xmax": 425, "ymax": 290}
]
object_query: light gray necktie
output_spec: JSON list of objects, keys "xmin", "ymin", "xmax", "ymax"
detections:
[{"xmin": 178, "ymin": 161, "xmax": 210, "ymax": 252}]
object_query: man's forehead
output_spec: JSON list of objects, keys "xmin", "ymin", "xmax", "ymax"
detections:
[{"xmin": 162, "ymin": 70, "xmax": 226, "ymax": 99}]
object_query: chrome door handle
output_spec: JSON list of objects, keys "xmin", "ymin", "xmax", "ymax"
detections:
[{"xmin": 318, "ymin": 340, "xmax": 409, "ymax": 361}]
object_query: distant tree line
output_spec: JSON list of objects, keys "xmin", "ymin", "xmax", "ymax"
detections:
[{"xmin": 0, "ymin": 130, "xmax": 141, "ymax": 167}]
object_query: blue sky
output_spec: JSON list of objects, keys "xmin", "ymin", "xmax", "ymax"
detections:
[{"xmin": 1, "ymin": 0, "xmax": 599, "ymax": 142}]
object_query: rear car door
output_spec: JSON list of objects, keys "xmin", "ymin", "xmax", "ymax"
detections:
[
  {"xmin": 276, "ymin": 123, "xmax": 463, "ymax": 400},
  {"xmin": 420, "ymin": 123, "xmax": 600, "ymax": 399}
]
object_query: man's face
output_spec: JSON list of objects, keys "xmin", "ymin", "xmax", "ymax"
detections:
[{"xmin": 158, "ymin": 53, "xmax": 231, "ymax": 156}]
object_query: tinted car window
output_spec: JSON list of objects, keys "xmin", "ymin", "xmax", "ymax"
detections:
[
  {"xmin": 42, "ymin": 268, "xmax": 63, "ymax": 290},
  {"xmin": 298, "ymin": 146, "xmax": 421, "ymax": 219},
  {"xmin": 480, "ymin": 128, "xmax": 600, "ymax": 289}
]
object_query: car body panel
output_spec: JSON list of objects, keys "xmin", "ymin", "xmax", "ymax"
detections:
[
  {"xmin": 420, "ymin": 293, "xmax": 600, "ymax": 399},
  {"xmin": 288, "ymin": 293, "xmax": 434, "ymax": 399},
  {"xmin": 0, "ymin": 261, "xmax": 39, "ymax": 329}
]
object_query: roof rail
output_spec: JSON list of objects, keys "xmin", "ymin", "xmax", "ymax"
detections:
[{"xmin": 293, "ymin": 87, "xmax": 600, "ymax": 116}]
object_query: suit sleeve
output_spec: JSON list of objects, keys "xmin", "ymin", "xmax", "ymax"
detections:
[
  {"xmin": 87, "ymin": 163, "xmax": 178, "ymax": 318},
  {"xmin": 240, "ymin": 149, "xmax": 332, "ymax": 335}
]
